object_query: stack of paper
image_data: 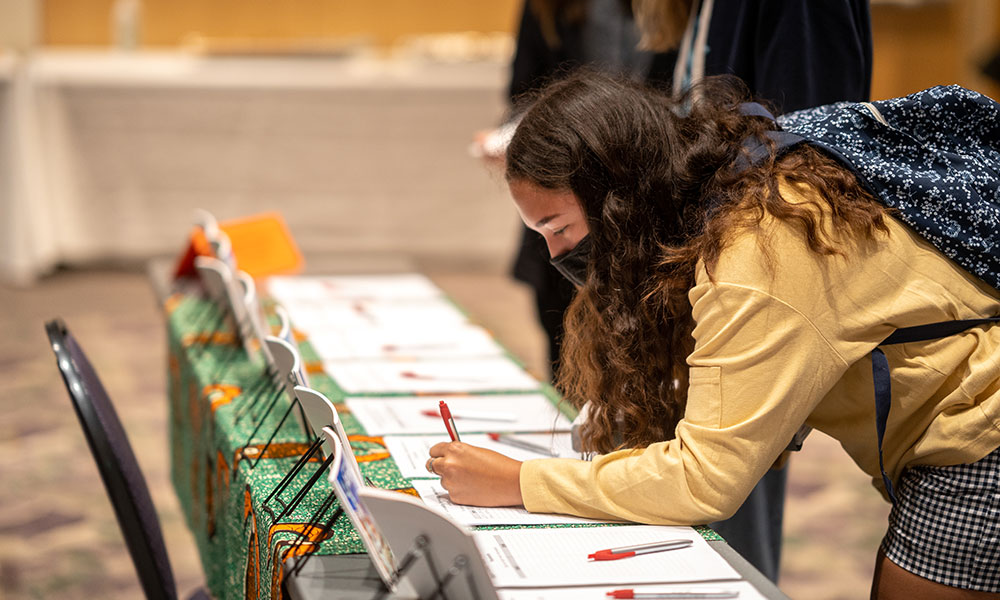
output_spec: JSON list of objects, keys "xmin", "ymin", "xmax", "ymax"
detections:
[
  {"xmin": 268, "ymin": 274, "xmax": 537, "ymax": 394},
  {"xmin": 287, "ymin": 297, "xmax": 469, "ymax": 329},
  {"xmin": 475, "ymin": 527, "xmax": 739, "ymax": 588},
  {"xmin": 307, "ymin": 321, "xmax": 504, "ymax": 360},
  {"xmin": 497, "ymin": 581, "xmax": 763, "ymax": 599},
  {"xmin": 327, "ymin": 357, "xmax": 540, "ymax": 395},
  {"xmin": 268, "ymin": 273, "xmax": 444, "ymax": 303},
  {"xmin": 410, "ymin": 479, "xmax": 608, "ymax": 526},
  {"xmin": 345, "ymin": 394, "xmax": 566, "ymax": 435},
  {"xmin": 357, "ymin": 485, "xmax": 762, "ymax": 599},
  {"xmin": 382, "ymin": 432, "xmax": 576, "ymax": 478}
]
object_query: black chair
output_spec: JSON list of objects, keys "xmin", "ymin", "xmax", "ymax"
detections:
[{"xmin": 45, "ymin": 318, "xmax": 209, "ymax": 600}]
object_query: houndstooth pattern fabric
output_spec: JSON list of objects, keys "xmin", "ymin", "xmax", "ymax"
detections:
[
  {"xmin": 880, "ymin": 445, "xmax": 1000, "ymax": 591},
  {"xmin": 776, "ymin": 85, "xmax": 1000, "ymax": 293}
]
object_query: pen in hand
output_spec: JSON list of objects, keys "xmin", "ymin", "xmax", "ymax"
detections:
[
  {"xmin": 588, "ymin": 538, "xmax": 693, "ymax": 561},
  {"xmin": 438, "ymin": 400, "xmax": 460, "ymax": 442}
]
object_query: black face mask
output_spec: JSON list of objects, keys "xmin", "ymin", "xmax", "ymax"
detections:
[{"xmin": 549, "ymin": 235, "xmax": 591, "ymax": 288}]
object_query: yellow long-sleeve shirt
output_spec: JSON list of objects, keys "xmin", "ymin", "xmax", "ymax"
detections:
[{"xmin": 520, "ymin": 181, "xmax": 1000, "ymax": 525}]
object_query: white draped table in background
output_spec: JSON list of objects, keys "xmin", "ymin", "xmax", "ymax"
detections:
[{"xmin": 0, "ymin": 50, "xmax": 517, "ymax": 285}]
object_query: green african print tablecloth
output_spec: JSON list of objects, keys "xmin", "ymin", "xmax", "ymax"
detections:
[{"xmin": 163, "ymin": 286, "xmax": 724, "ymax": 600}]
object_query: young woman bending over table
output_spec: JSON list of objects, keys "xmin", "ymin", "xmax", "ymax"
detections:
[{"xmin": 427, "ymin": 71, "xmax": 1000, "ymax": 598}]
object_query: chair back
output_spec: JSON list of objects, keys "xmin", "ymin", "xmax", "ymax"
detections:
[{"xmin": 45, "ymin": 319, "xmax": 177, "ymax": 600}]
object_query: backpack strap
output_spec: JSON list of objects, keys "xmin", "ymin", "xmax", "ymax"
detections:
[
  {"xmin": 871, "ymin": 317, "xmax": 1000, "ymax": 503},
  {"xmin": 734, "ymin": 103, "xmax": 807, "ymax": 174},
  {"xmin": 739, "ymin": 102, "xmax": 777, "ymax": 119}
]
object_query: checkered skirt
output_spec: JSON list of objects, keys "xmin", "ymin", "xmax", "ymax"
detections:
[{"xmin": 881, "ymin": 444, "xmax": 1000, "ymax": 591}]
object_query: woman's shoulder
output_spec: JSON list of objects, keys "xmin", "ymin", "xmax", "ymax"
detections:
[
  {"xmin": 706, "ymin": 177, "xmax": 863, "ymax": 283},
  {"xmin": 703, "ymin": 177, "xmax": 1000, "ymax": 327}
]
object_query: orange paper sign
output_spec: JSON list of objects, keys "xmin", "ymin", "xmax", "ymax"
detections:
[{"xmin": 174, "ymin": 212, "xmax": 303, "ymax": 280}]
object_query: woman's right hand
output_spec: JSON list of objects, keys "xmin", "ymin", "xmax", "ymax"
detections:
[{"xmin": 428, "ymin": 441, "xmax": 524, "ymax": 507}]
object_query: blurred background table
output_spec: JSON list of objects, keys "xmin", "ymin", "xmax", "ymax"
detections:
[{"xmin": 0, "ymin": 50, "xmax": 517, "ymax": 285}]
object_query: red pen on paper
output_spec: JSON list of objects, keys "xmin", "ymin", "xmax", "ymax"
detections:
[
  {"xmin": 588, "ymin": 538, "xmax": 692, "ymax": 561},
  {"xmin": 487, "ymin": 433, "xmax": 558, "ymax": 456},
  {"xmin": 400, "ymin": 370, "xmax": 486, "ymax": 383},
  {"xmin": 438, "ymin": 400, "xmax": 461, "ymax": 442},
  {"xmin": 606, "ymin": 589, "xmax": 739, "ymax": 599},
  {"xmin": 420, "ymin": 409, "xmax": 517, "ymax": 422},
  {"xmin": 382, "ymin": 343, "xmax": 451, "ymax": 353}
]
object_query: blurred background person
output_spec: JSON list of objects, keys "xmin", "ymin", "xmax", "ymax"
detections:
[{"xmin": 637, "ymin": 0, "xmax": 871, "ymax": 111}]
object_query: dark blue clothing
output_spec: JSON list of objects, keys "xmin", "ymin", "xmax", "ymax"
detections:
[{"xmin": 699, "ymin": 0, "xmax": 871, "ymax": 114}]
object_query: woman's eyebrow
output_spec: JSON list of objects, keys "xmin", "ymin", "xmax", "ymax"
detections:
[{"xmin": 535, "ymin": 214, "xmax": 561, "ymax": 228}]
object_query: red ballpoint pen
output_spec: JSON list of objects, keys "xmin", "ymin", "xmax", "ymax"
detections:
[
  {"xmin": 588, "ymin": 538, "xmax": 693, "ymax": 561},
  {"xmin": 438, "ymin": 400, "xmax": 461, "ymax": 442},
  {"xmin": 606, "ymin": 589, "xmax": 739, "ymax": 599}
]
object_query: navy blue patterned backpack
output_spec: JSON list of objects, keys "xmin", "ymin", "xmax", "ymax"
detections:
[{"xmin": 745, "ymin": 86, "xmax": 1000, "ymax": 501}]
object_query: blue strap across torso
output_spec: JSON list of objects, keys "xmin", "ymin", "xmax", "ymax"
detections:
[{"xmin": 871, "ymin": 318, "xmax": 1000, "ymax": 502}]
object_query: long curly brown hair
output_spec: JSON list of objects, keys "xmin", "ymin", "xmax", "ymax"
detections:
[{"xmin": 506, "ymin": 70, "xmax": 890, "ymax": 453}]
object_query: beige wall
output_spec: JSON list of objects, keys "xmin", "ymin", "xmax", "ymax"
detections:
[
  {"xmin": 34, "ymin": 1, "xmax": 1000, "ymax": 100},
  {"xmin": 41, "ymin": 0, "xmax": 522, "ymax": 49},
  {"xmin": 871, "ymin": 0, "xmax": 1000, "ymax": 100},
  {"xmin": 0, "ymin": 0, "xmax": 39, "ymax": 50}
]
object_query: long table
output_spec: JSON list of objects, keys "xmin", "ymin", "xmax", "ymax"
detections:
[{"xmin": 153, "ymin": 266, "xmax": 789, "ymax": 600}]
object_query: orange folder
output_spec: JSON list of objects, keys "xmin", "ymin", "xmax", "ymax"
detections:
[{"xmin": 174, "ymin": 212, "xmax": 304, "ymax": 280}]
